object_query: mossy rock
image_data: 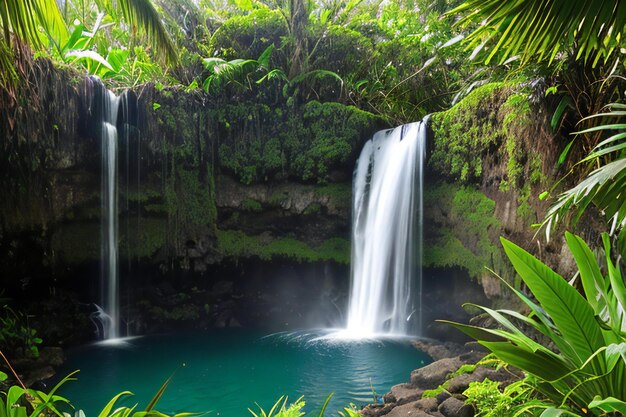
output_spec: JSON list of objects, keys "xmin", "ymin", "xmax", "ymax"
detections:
[
  {"xmin": 423, "ymin": 183, "xmax": 504, "ymax": 279},
  {"xmin": 430, "ymin": 83, "xmax": 537, "ymax": 189},
  {"xmin": 216, "ymin": 229, "xmax": 350, "ymax": 264},
  {"xmin": 215, "ymin": 100, "xmax": 383, "ymax": 184}
]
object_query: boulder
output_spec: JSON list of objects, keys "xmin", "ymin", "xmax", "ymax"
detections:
[
  {"xmin": 412, "ymin": 340, "xmax": 469, "ymax": 361},
  {"xmin": 438, "ymin": 397, "xmax": 473, "ymax": 417},
  {"xmin": 446, "ymin": 366, "xmax": 517, "ymax": 394},
  {"xmin": 38, "ymin": 346, "xmax": 65, "ymax": 367},
  {"xmin": 414, "ymin": 397, "xmax": 438, "ymax": 412},
  {"xmin": 410, "ymin": 357, "xmax": 463, "ymax": 389},
  {"xmin": 385, "ymin": 403, "xmax": 433, "ymax": 417},
  {"xmin": 383, "ymin": 384, "xmax": 423, "ymax": 405}
]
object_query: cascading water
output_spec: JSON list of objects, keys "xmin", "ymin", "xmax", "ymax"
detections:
[
  {"xmin": 90, "ymin": 78, "xmax": 122, "ymax": 340},
  {"xmin": 345, "ymin": 121, "xmax": 426, "ymax": 337}
]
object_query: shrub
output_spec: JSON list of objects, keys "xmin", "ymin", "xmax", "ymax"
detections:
[{"xmin": 444, "ymin": 232, "xmax": 626, "ymax": 415}]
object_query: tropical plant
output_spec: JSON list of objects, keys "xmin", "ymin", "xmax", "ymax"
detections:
[
  {"xmin": 543, "ymin": 105, "xmax": 626, "ymax": 251},
  {"xmin": 463, "ymin": 378, "xmax": 545, "ymax": 417},
  {"xmin": 248, "ymin": 394, "xmax": 332, "ymax": 417},
  {"xmin": 0, "ymin": 363, "xmax": 194, "ymax": 417},
  {"xmin": 450, "ymin": 0, "xmax": 626, "ymax": 68},
  {"xmin": 0, "ymin": 0, "xmax": 176, "ymax": 90},
  {"xmin": 203, "ymin": 44, "xmax": 277, "ymax": 93},
  {"xmin": 443, "ymin": 232, "xmax": 626, "ymax": 415},
  {"xmin": 0, "ymin": 306, "xmax": 42, "ymax": 359}
]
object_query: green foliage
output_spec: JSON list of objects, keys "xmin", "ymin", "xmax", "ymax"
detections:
[
  {"xmin": 249, "ymin": 394, "xmax": 336, "ymax": 417},
  {"xmin": 1, "ymin": 372, "xmax": 197, "ymax": 417},
  {"xmin": 0, "ymin": 371, "xmax": 76, "ymax": 417},
  {"xmin": 0, "ymin": 306, "xmax": 42, "ymax": 359},
  {"xmin": 209, "ymin": 9, "xmax": 288, "ymax": 62},
  {"xmin": 308, "ymin": 25, "xmax": 373, "ymax": 77},
  {"xmin": 249, "ymin": 396, "xmax": 305, "ymax": 417},
  {"xmin": 543, "ymin": 104, "xmax": 626, "ymax": 247},
  {"xmin": 443, "ymin": 232, "xmax": 626, "ymax": 415},
  {"xmin": 463, "ymin": 379, "xmax": 540, "ymax": 417},
  {"xmin": 450, "ymin": 0, "xmax": 625, "ymax": 67},
  {"xmin": 216, "ymin": 230, "xmax": 349, "ymax": 264},
  {"xmin": 430, "ymin": 83, "xmax": 505, "ymax": 181},
  {"xmin": 214, "ymin": 100, "xmax": 381, "ymax": 184}
]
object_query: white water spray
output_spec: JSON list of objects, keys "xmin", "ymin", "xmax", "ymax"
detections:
[{"xmin": 345, "ymin": 122, "xmax": 426, "ymax": 337}]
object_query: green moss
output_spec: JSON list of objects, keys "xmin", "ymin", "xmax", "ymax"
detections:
[
  {"xmin": 269, "ymin": 190, "xmax": 289, "ymax": 207},
  {"xmin": 430, "ymin": 84, "xmax": 540, "ymax": 191},
  {"xmin": 516, "ymin": 185, "xmax": 534, "ymax": 227},
  {"xmin": 51, "ymin": 222, "xmax": 100, "ymax": 263},
  {"xmin": 241, "ymin": 198, "xmax": 263, "ymax": 212},
  {"xmin": 216, "ymin": 229, "xmax": 350, "ymax": 264},
  {"xmin": 424, "ymin": 183, "xmax": 502, "ymax": 278},
  {"xmin": 215, "ymin": 100, "xmax": 382, "ymax": 184},
  {"xmin": 51, "ymin": 217, "xmax": 168, "ymax": 264},
  {"xmin": 303, "ymin": 203, "xmax": 321, "ymax": 215},
  {"xmin": 120, "ymin": 217, "xmax": 167, "ymax": 259},
  {"xmin": 430, "ymin": 83, "xmax": 505, "ymax": 182},
  {"xmin": 501, "ymin": 93, "xmax": 532, "ymax": 188},
  {"xmin": 314, "ymin": 182, "xmax": 352, "ymax": 209}
]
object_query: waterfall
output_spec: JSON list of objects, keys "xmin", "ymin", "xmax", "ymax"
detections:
[
  {"xmin": 90, "ymin": 78, "xmax": 121, "ymax": 340},
  {"xmin": 345, "ymin": 121, "xmax": 426, "ymax": 337}
]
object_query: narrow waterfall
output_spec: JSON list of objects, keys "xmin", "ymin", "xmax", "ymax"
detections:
[
  {"xmin": 346, "ymin": 121, "xmax": 426, "ymax": 337},
  {"xmin": 91, "ymin": 78, "xmax": 121, "ymax": 340}
]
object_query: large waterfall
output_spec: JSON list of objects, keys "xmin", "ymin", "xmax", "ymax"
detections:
[{"xmin": 346, "ymin": 122, "xmax": 426, "ymax": 337}]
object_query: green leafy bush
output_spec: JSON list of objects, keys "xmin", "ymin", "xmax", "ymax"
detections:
[
  {"xmin": 444, "ymin": 232, "xmax": 626, "ymax": 415},
  {"xmin": 0, "ymin": 306, "xmax": 42, "ymax": 359}
]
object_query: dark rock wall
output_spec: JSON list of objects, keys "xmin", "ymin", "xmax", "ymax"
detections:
[
  {"xmin": 0, "ymin": 63, "xmax": 573, "ymax": 344},
  {"xmin": 0, "ymin": 60, "xmax": 380, "ymax": 342}
]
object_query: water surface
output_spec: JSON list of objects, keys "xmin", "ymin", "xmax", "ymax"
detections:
[{"xmin": 56, "ymin": 329, "xmax": 430, "ymax": 417}]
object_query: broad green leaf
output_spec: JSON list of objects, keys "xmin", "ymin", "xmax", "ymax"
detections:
[
  {"xmin": 588, "ymin": 396, "xmax": 626, "ymax": 413},
  {"xmin": 501, "ymin": 238, "xmax": 605, "ymax": 367},
  {"xmin": 66, "ymin": 50, "xmax": 114, "ymax": 71},
  {"xmin": 550, "ymin": 96, "xmax": 573, "ymax": 131},
  {"xmin": 565, "ymin": 232, "xmax": 605, "ymax": 314},
  {"xmin": 480, "ymin": 340, "xmax": 570, "ymax": 381},
  {"xmin": 6, "ymin": 386, "xmax": 25, "ymax": 408}
]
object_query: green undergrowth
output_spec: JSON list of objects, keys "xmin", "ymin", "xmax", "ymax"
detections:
[
  {"xmin": 216, "ymin": 229, "xmax": 350, "ymax": 264},
  {"xmin": 214, "ymin": 100, "xmax": 383, "ymax": 184}
]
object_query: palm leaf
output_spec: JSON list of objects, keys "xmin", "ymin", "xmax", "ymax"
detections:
[
  {"xmin": 95, "ymin": 0, "xmax": 177, "ymax": 65},
  {"xmin": 450, "ymin": 0, "xmax": 625, "ymax": 67},
  {"xmin": 543, "ymin": 159, "xmax": 626, "ymax": 241}
]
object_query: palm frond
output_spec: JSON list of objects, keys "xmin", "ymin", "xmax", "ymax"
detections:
[
  {"xmin": 543, "ymin": 104, "xmax": 626, "ymax": 240},
  {"xmin": 0, "ymin": 0, "xmax": 68, "ymax": 49},
  {"xmin": 96, "ymin": 0, "xmax": 177, "ymax": 65},
  {"xmin": 450, "ymin": 0, "xmax": 626, "ymax": 67}
]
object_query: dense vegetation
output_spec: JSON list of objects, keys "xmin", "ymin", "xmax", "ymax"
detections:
[{"xmin": 3, "ymin": 0, "xmax": 626, "ymax": 416}]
